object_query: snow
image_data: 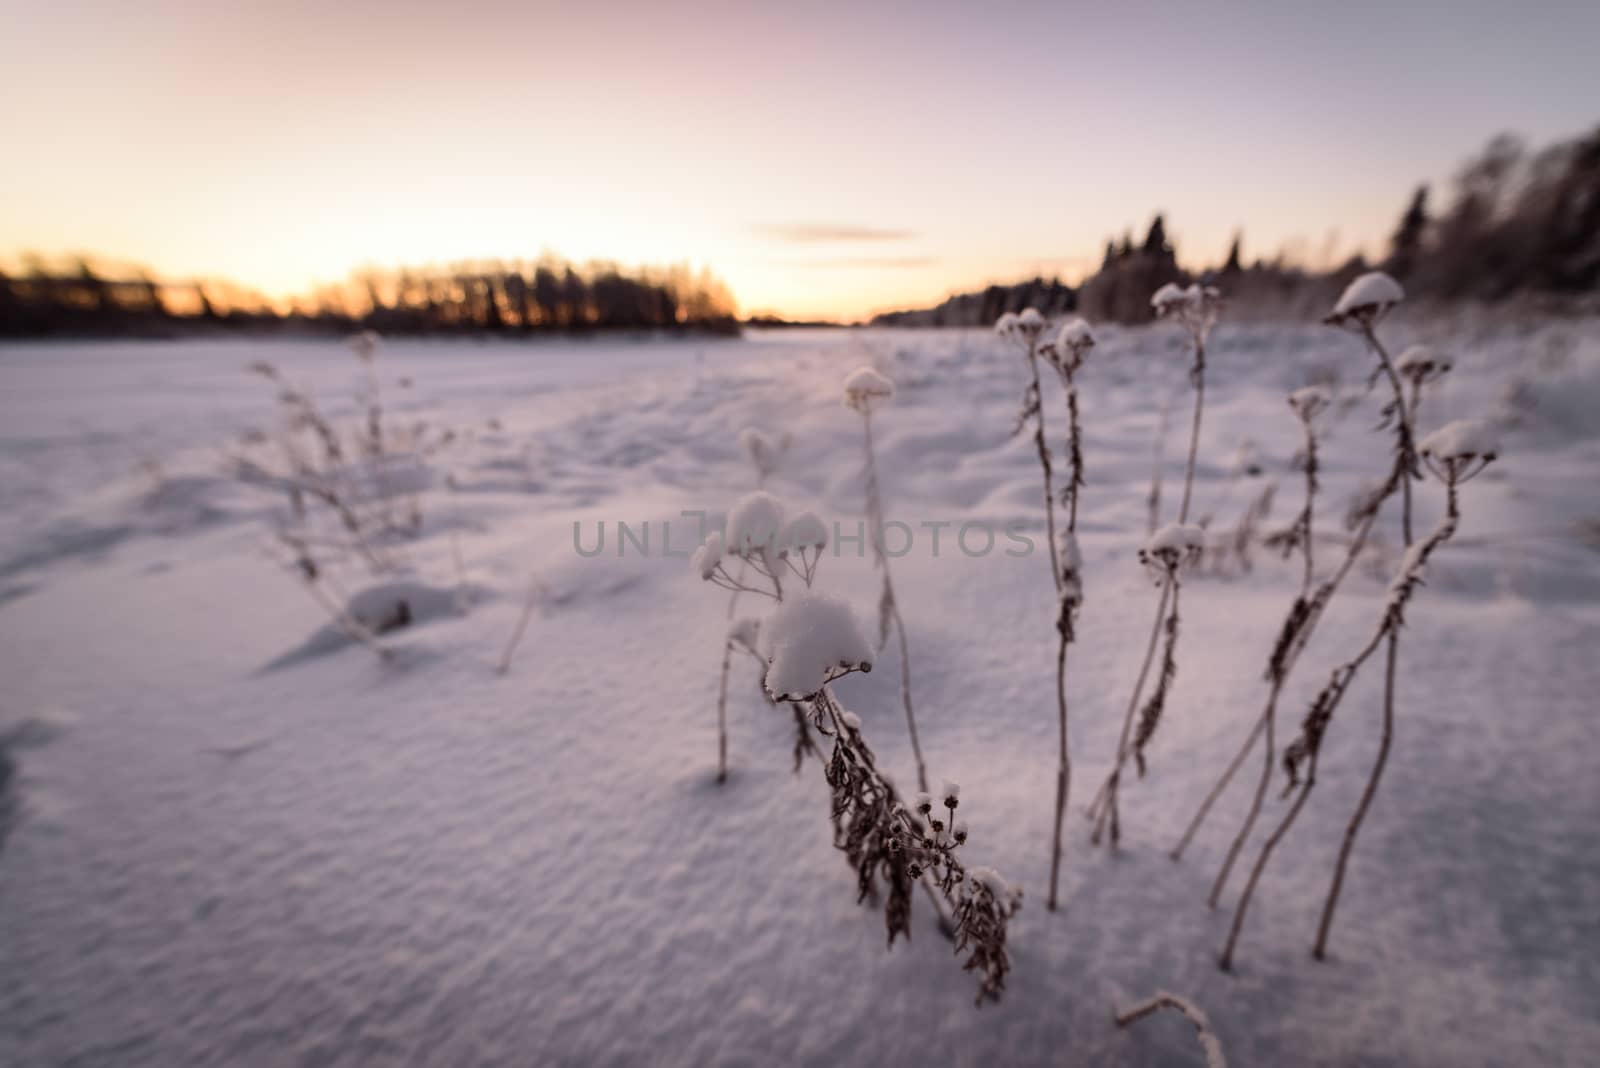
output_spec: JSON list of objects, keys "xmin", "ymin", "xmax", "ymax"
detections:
[
  {"xmin": 2, "ymin": 322, "xmax": 1599, "ymax": 1066},
  {"xmin": 758, "ymin": 591, "xmax": 874, "ymax": 699},
  {"xmin": 1332, "ymin": 271, "xmax": 1405, "ymax": 318},
  {"xmin": 692, "ymin": 530, "xmax": 724, "ymax": 579},
  {"xmin": 1144, "ymin": 522, "xmax": 1207, "ymax": 557},
  {"xmin": 842, "ymin": 366, "xmax": 894, "ymax": 413},
  {"xmin": 725, "ymin": 490, "xmax": 787, "ymax": 556},
  {"xmin": 1057, "ymin": 318, "xmax": 1096, "ymax": 352},
  {"xmin": 1288, "ymin": 384, "xmax": 1332, "ymax": 419},
  {"xmin": 779, "ymin": 510, "xmax": 829, "ymax": 556},
  {"xmin": 1017, "ymin": 307, "xmax": 1045, "ymax": 331},
  {"xmin": 1397, "ymin": 344, "xmax": 1453, "ymax": 379},
  {"xmin": 1151, "ymin": 283, "xmax": 1188, "ymax": 311},
  {"xmin": 1419, "ymin": 419, "xmax": 1502, "ymax": 462},
  {"xmin": 993, "ymin": 311, "xmax": 1019, "ymax": 338}
]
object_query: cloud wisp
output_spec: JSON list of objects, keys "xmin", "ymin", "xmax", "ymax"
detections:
[{"xmin": 754, "ymin": 223, "xmax": 918, "ymax": 244}]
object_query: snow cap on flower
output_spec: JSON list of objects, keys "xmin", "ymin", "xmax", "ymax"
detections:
[
  {"xmin": 726, "ymin": 491, "xmax": 787, "ymax": 557},
  {"xmin": 942, "ymin": 781, "xmax": 961, "ymax": 807},
  {"xmin": 1017, "ymin": 307, "xmax": 1045, "ymax": 331},
  {"xmin": 1139, "ymin": 522, "xmax": 1205, "ymax": 577},
  {"xmin": 1419, "ymin": 419, "xmax": 1500, "ymax": 465},
  {"xmin": 1151, "ymin": 283, "xmax": 1188, "ymax": 313},
  {"xmin": 1046, "ymin": 317, "xmax": 1096, "ymax": 375},
  {"xmin": 842, "ymin": 366, "xmax": 894, "ymax": 413},
  {"xmin": 993, "ymin": 311, "xmax": 1019, "ymax": 339},
  {"xmin": 913, "ymin": 791, "xmax": 934, "ymax": 814},
  {"xmin": 966, "ymin": 865, "xmax": 1011, "ymax": 898},
  {"xmin": 1057, "ymin": 317, "xmax": 1095, "ymax": 352},
  {"xmin": 1329, "ymin": 271, "xmax": 1404, "ymax": 323},
  {"xmin": 778, "ymin": 510, "xmax": 829, "ymax": 557},
  {"xmin": 1151, "ymin": 284, "xmax": 1222, "ymax": 339},
  {"xmin": 691, "ymin": 530, "xmax": 724, "ymax": 580},
  {"xmin": 840, "ymin": 710, "xmax": 862, "ymax": 731},
  {"xmin": 759, "ymin": 592, "xmax": 873, "ymax": 700},
  {"xmin": 1396, "ymin": 344, "xmax": 1453, "ymax": 384},
  {"xmin": 1288, "ymin": 385, "xmax": 1331, "ymax": 421}
]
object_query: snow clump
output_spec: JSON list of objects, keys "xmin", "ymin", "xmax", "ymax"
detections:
[{"xmin": 760, "ymin": 592, "xmax": 873, "ymax": 699}]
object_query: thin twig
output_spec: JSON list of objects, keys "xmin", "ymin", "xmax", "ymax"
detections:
[{"xmin": 1115, "ymin": 991, "xmax": 1228, "ymax": 1068}]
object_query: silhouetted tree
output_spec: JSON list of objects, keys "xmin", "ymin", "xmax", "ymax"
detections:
[{"xmin": 1385, "ymin": 186, "xmax": 1430, "ymax": 281}]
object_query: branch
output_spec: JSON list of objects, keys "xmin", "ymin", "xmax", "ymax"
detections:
[{"xmin": 1115, "ymin": 991, "xmax": 1228, "ymax": 1068}]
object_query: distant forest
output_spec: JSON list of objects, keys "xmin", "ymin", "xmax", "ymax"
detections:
[
  {"xmin": 874, "ymin": 123, "xmax": 1600, "ymax": 326},
  {"xmin": 0, "ymin": 257, "xmax": 740, "ymax": 338}
]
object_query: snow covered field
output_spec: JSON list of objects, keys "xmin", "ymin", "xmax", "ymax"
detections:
[{"xmin": 2, "ymin": 319, "xmax": 1599, "ymax": 1066}]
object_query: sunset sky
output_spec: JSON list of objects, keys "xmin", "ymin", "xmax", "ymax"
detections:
[{"xmin": 3, "ymin": 0, "xmax": 1598, "ymax": 321}]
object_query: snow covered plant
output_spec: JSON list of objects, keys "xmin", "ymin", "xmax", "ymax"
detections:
[
  {"xmin": 1087, "ymin": 284, "xmax": 1220, "ymax": 848},
  {"xmin": 1395, "ymin": 344, "xmax": 1453, "ymax": 424},
  {"xmin": 1216, "ymin": 413, "xmax": 1500, "ymax": 971},
  {"xmin": 231, "ymin": 334, "xmax": 452, "ymax": 660},
  {"xmin": 711, "ymin": 427, "xmax": 791, "ymax": 782},
  {"xmin": 843, "ymin": 367, "xmax": 929, "ymax": 792},
  {"xmin": 691, "ymin": 503, "xmax": 1021, "ymax": 1003},
  {"xmin": 997, "ymin": 308, "xmax": 1079, "ymax": 905},
  {"xmin": 1168, "ymin": 387, "xmax": 1329, "ymax": 906},
  {"xmin": 1034, "ymin": 318, "xmax": 1098, "ymax": 911},
  {"xmin": 1086, "ymin": 523, "xmax": 1204, "ymax": 846}
]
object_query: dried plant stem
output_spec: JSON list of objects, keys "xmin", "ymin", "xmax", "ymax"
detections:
[
  {"xmin": 711, "ymin": 567, "xmax": 748, "ymax": 784},
  {"xmin": 1146, "ymin": 397, "xmax": 1172, "ymax": 535},
  {"xmin": 1314, "ymin": 322, "xmax": 1415, "ymax": 959},
  {"xmin": 1173, "ymin": 483, "xmax": 1387, "ymax": 869},
  {"xmin": 1314, "ymin": 629, "xmax": 1396, "ymax": 958},
  {"xmin": 1087, "ymin": 578, "xmax": 1172, "ymax": 845},
  {"xmin": 1197, "ymin": 419, "xmax": 1319, "ymax": 901},
  {"xmin": 1178, "ymin": 349, "xmax": 1207, "ymax": 524},
  {"xmin": 1169, "ymin": 714, "xmax": 1265, "ymax": 862},
  {"xmin": 1115, "ymin": 991, "xmax": 1228, "ymax": 1068},
  {"xmin": 270, "ymin": 547, "xmax": 390, "ymax": 663},
  {"xmin": 1089, "ymin": 337, "xmax": 1205, "ymax": 848},
  {"xmin": 1221, "ymin": 476, "xmax": 1459, "ymax": 970},
  {"xmin": 496, "ymin": 573, "xmax": 545, "ymax": 673},
  {"xmin": 1021, "ymin": 341, "xmax": 1064, "ymax": 593},
  {"xmin": 860, "ymin": 411, "xmax": 929, "ymax": 794},
  {"xmin": 1046, "ymin": 373, "xmax": 1085, "ymax": 911}
]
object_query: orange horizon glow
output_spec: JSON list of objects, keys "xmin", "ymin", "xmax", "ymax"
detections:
[{"xmin": 4, "ymin": 2, "xmax": 1599, "ymax": 323}]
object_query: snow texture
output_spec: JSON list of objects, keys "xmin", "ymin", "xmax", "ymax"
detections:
[
  {"xmin": 759, "ymin": 592, "xmax": 873, "ymax": 699},
  {"xmin": 2, "ymin": 324, "xmax": 1599, "ymax": 1067}
]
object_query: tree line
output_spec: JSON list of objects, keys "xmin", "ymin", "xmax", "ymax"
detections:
[
  {"xmin": 0, "ymin": 256, "xmax": 740, "ymax": 338},
  {"xmin": 874, "ymin": 122, "xmax": 1600, "ymax": 326}
]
